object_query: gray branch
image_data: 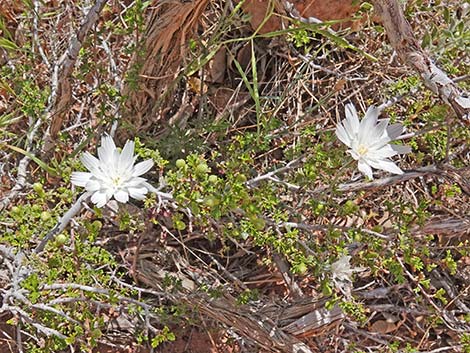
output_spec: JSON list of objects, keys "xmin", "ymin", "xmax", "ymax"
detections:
[{"xmin": 35, "ymin": 192, "xmax": 90, "ymax": 253}]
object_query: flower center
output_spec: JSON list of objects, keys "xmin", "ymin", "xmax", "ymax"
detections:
[
  {"xmin": 112, "ymin": 176, "xmax": 122, "ymax": 186},
  {"xmin": 357, "ymin": 144, "xmax": 368, "ymax": 156}
]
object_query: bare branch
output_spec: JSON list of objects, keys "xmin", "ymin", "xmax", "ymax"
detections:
[
  {"xmin": 325, "ymin": 164, "xmax": 470, "ymax": 195},
  {"xmin": 44, "ymin": 0, "xmax": 109, "ymax": 147},
  {"xmin": 247, "ymin": 156, "xmax": 304, "ymax": 188},
  {"xmin": 371, "ymin": 0, "xmax": 470, "ymax": 122},
  {"xmin": 35, "ymin": 192, "xmax": 91, "ymax": 253}
]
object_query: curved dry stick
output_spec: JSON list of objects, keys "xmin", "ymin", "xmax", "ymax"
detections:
[
  {"xmin": 371, "ymin": 0, "xmax": 470, "ymax": 122},
  {"xmin": 43, "ymin": 0, "xmax": 108, "ymax": 152},
  {"xmin": 281, "ymin": 0, "xmax": 469, "ymax": 121},
  {"xmin": 34, "ymin": 192, "xmax": 90, "ymax": 253},
  {"xmin": 307, "ymin": 164, "xmax": 470, "ymax": 195}
]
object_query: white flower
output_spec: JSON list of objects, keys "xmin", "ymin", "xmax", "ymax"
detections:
[
  {"xmin": 71, "ymin": 135, "xmax": 155, "ymax": 208},
  {"xmin": 330, "ymin": 255, "xmax": 366, "ymax": 296},
  {"xmin": 331, "ymin": 255, "xmax": 356, "ymax": 283},
  {"xmin": 335, "ymin": 103, "xmax": 411, "ymax": 179}
]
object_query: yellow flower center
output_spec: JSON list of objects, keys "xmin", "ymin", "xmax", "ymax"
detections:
[
  {"xmin": 112, "ymin": 176, "xmax": 122, "ymax": 186},
  {"xmin": 357, "ymin": 144, "xmax": 368, "ymax": 156}
]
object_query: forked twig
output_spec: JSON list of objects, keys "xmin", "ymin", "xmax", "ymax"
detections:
[
  {"xmin": 370, "ymin": 0, "xmax": 470, "ymax": 122},
  {"xmin": 43, "ymin": 0, "xmax": 108, "ymax": 149},
  {"xmin": 34, "ymin": 192, "xmax": 90, "ymax": 253}
]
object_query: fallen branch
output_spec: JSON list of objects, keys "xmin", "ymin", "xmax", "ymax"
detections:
[
  {"xmin": 43, "ymin": 0, "xmax": 108, "ymax": 150},
  {"xmin": 414, "ymin": 216, "xmax": 470, "ymax": 237},
  {"xmin": 308, "ymin": 164, "xmax": 470, "ymax": 195},
  {"xmin": 0, "ymin": 156, "xmax": 29, "ymax": 212},
  {"xmin": 0, "ymin": 108, "xmax": 44, "ymax": 212},
  {"xmin": 34, "ymin": 191, "xmax": 90, "ymax": 253},
  {"xmin": 370, "ymin": 0, "xmax": 470, "ymax": 122}
]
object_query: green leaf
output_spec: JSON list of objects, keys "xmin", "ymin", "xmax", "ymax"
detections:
[
  {"xmin": 0, "ymin": 37, "xmax": 19, "ymax": 51},
  {"xmin": 185, "ymin": 45, "xmax": 221, "ymax": 77},
  {"xmin": 5, "ymin": 144, "xmax": 58, "ymax": 176},
  {"xmin": 0, "ymin": 112, "xmax": 21, "ymax": 128}
]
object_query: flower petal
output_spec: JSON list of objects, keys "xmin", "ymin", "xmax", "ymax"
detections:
[
  {"xmin": 85, "ymin": 179, "xmax": 102, "ymax": 192},
  {"xmin": 338, "ymin": 103, "xmax": 411, "ymax": 179},
  {"xmin": 72, "ymin": 134, "xmax": 159, "ymax": 204},
  {"xmin": 368, "ymin": 159, "xmax": 404, "ymax": 175},
  {"xmin": 331, "ymin": 255, "xmax": 354, "ymax": 281},
  {"xmin": 344, "ymin": 104, "xmax": 360, "ymax": 135},
  {"xmin": 114, "ymin": 190, "xmax": 129, "ymax": 203},
  {"xmin": 348, "ymin": 149, "xmax": 361, "ymax": 161},
  {"xmin": 386, "ymin": 123, "xmax": 404, "ymax": 140},
  {"xmin": 358, "ymin": 106, "xmax": 380, "ymax": 142},
  {"xmin": 80, "ymin": 152, "xmax": 101, "ymax": 172},
  {"xmin": 335, "ymin": 123, "xmax": 352, "ymax": 147},
  {"xmin": 133, "ymin": 159, "xmax": 154, "ymax": 177},
  {"xmin": 142, "ymin": 181, "xmax": 157, "ymax": 193},
  {"xmin": 98, "ymin": 135, "xmax": 116, "ymax": 163},
  {"xmin": 71, "ymin": 172, "xmax": 92, "ymax": 187},
  {"xmin": 91, "ymin": 191, "xmax": 109, "ymax": 208},
  {"xmin": 366, "ymin": 145, "xmax": 398, "ymax": 159},
  {"xmin": 363, "ymin": 119, "xmax": 389, "ymax": 145},
  {"xmin": 119, "ymin": 140, "xmax": 135, "ymax": 171},
  {"xmin": 368, "ymin": 135, "xmax": 393, "ymax": 150},
  {"xmin": 357, "ymin": 160, "xmax": 373, "ymax": 179},
  {"xmin": 128, "ymin": 186, "xmax": 149, "ymax": 200},
  {"xmin": 390, "ymin": 144, "xmax": 412, "ymax": 154},
  {"xmin": 124, "ymin": 176, "xmax": 147, "ymax": 188}
]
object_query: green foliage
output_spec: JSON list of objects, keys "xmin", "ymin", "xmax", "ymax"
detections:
[
  {"xmin": 236, "ymin": 289, "xmax": 260, "ymax": 305},
  {"xmin": 434, "ymin": 288, "xmax": 448, "ymax": 305},
  {"xmin": 151, "ymin": 326, "xmax": 176, "ymax": 348},
  {"xmin": 442, "ymin": 250, "xmax": 457, "ymax": 275},
  {"xmin": 382, "ymin": 257, "xmax": 405, "ymax": 284},
  {"xmin": 386, "ymin": 75, "xmax": 422, "ymax": 96},
  {"xmin": 421, "ymin": 4, "xmax": 469, "ymax": 75},
  {"xmin": 339, "ymin": 300, "xmax": 367, "ymax": 325},
  {"xmin": 1, "ymin": 1, "xmax": 469, "ymax": 351},
  {"xmin": 287, "ymin": 26, "xmax": 311, "ymax": 48},
  {"xmin": 462, "ymin": 333, "xmax": 470, "ymax": 353}
]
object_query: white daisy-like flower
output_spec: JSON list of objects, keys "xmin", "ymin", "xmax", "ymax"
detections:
[
  {"xmin": 71, "ymin": 135, "xmax": 155, "ymax": 208},
  {"xmin": 335, "ymin": 103, "xmax": 411, "ymax": 179},
  {"xmin": 331, "ymin": 255, "xmax": 356, "ymax": 283},
  {"xmin": 330, "ymin": 255, "xmax": 366, "ymax": 296}
]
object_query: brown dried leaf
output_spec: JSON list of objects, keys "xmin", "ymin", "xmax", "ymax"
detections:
[
  {"xmin": 370, "ymin": 319, "xmax": 397, "ymax": 334},
  {"xmin": 291, "ymin": 0, "xmax": 360, "ymax": 27},
  {"xmin": 207, "ymin": 47, "xmax": 226, "ymax": 83},
  {"xmin": 242, "ymin": 0, "xmax": 282, "ymax": 34}
]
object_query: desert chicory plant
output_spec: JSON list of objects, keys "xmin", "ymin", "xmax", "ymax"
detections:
[
  {"xmin": 71, "ymin": 135, "xmax": 155, "ymax": 208},
  {"xmin": 335, "ymin": 103, "xmax": 411, "ymax": 179},
  {"xmin": 331, "ymin": 255, "xmax": 357, "ymax": 283},
  {"xmin": 330, "ymin": 254, "xmax": 365, "ymax": 296}
]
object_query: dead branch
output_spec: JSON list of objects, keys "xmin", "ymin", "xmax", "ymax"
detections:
[
  {"xmin": 0, "ymin": 116, "xmax": 43, "ymax": 212},
  {"xmin": 121, "ymin": 0, "xmax": 209, "ymax": 135},
  {"xmin": 272, "ymin": 252, "xmax": 304, "ymax": 299},
  {"xmin": 34, "ymin": 191, "xmax": 90, "ymax": 253},
  {"xmin": 189, "ymin": 293, "xmax": 315, "ymax": 353},
  {"xmin": 134, "ymin": 252, "xmax": 343, "ymax": 353},
  {"xmin": 370, "ymin": 0, "xmax": 470, "ymax": 122},
  {"xmin": 414, "ymin": 216, "xmax": 470, "ymax": 237},
  {"xmin": 44, "ymin": 0, "xmax": 108, "ymax": 147},
  {"xmin": 308, "ymin": 165, "xmax": 470, "ymax": 195}
]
